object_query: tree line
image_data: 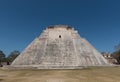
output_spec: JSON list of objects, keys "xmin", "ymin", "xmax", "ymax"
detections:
[
  {"xmin": 112, "ymin": 43, "xmax": 120, "ymax": 64},
  {"xmin": 0, "ymin": 50, "xmax": 20, "ymax": 65}
]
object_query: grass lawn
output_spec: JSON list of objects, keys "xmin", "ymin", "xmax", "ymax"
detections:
[{"xmin": 0, "ymin": 66, "xmax": 120, "ymax": 82}]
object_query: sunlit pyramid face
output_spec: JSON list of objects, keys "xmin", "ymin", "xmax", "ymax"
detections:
[{"xmin": 11, "ymin": 25, "xmax": 109, "ymax": 69}]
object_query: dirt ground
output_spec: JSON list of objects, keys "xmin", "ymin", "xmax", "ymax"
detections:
[{"xmin": 0, "ymin": 66, "xmax": 120, "ymax": 82}]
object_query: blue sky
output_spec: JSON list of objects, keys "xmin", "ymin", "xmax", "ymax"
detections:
[{"xmin": 0, "ymin": 0, "xmax": 120, "ymax": 55}]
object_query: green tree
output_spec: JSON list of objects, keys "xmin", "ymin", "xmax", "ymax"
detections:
[
  {"xmin": 112, "ymin": 50, "xmax": 120, "ymax": 64},
  {"xmin": 112, "ymin": 44, "xmax": 120, "ymax": 64},
  {"xmin": 0, "ymin": 50, "xmax": 5, "ymax": 61},
  {"xmin": 7, "ymin": 50, "xmax": 20, "ymax": 62},
  {"xmin": 0, "ymin": 50, "xmax": 6, "ymax": 66}
]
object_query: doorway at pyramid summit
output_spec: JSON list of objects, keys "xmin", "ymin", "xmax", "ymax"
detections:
[{"xmin": 11, "ymin": 25, "xmax": 110, "ymax": 69}]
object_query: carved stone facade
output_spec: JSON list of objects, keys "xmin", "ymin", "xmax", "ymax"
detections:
[
  {"xmin": 11, "ymin": 25, "xmax": 109, "ymax": 69},
  {"xmin": 102, "ymin": 53, "xmax": 117, "ymax": 64}
]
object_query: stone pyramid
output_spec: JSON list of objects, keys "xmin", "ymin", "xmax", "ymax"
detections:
[{"xmin": 11, "ymin": 25, "xmax": 109, "ymax": 69}]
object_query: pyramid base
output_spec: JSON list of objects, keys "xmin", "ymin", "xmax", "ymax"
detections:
[{"xmin": 2, "ymin": 64, "xmax": 112, "ymax": 70}]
